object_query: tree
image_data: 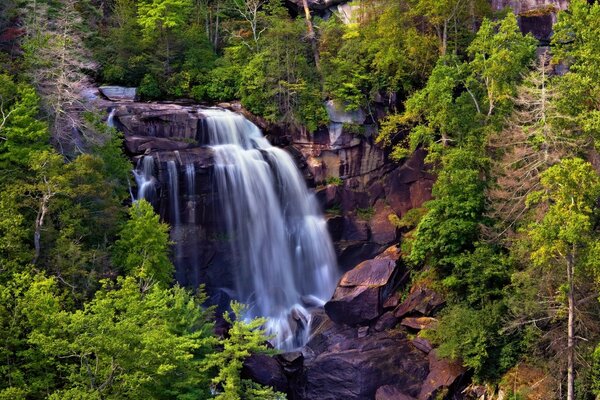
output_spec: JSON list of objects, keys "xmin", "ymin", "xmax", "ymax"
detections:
[
  {"xmin": 228, "ymin": 0, "xmax": 269, "ymax": 51},
  {"xmin": 17, "ymin": 274, "xmax": 215, "ymax": 399},
  {"xmin": 487, "ymin": 53, "xmax": 579, "ymax": 240},
  {"xmin": 137, "ymin": 0, "xmax": 193, "ymax": 69},
  {"xmin": 377, "ymin": 13, "xmax": 536, "ymax": 161},
  {"xmin": 552, "ymin": 0, "xmax": 600, "ymax": 148},
  {"xmin": 0, "ymin": 75, "xmax": 50, "ymax": 182},
  {"xmin": 21, "ymin": 0, "xmax": 94, "ymax": 150},
  {"xmin": 526, "ymin": 158, "xmax": 600, "ymax": 400},
  {"xmin": 112, "ymin": 200, "xmax": 174, "ymax": 288},
  {"xmin": 202, "ymin": 301, "xmax": 283, "ymax": 400}
]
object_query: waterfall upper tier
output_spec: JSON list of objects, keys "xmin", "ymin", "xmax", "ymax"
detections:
[{"xmin": 127, "ymin": 107, "xmax": 339, "ymax": 349}]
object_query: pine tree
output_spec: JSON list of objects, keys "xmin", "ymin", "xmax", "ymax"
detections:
[{"xmin": 112, "ymin": 200, "xmax": 174, "ymax": 288}]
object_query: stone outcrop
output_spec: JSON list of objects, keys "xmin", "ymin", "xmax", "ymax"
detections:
[
  {"xmin": 324, "ymin": 245, "xmax": 405, "ymax": 325},
  {"xmin": 275, "ymin": 247, "xmax": 463, "ymax": 400},
  {"xmin": 394, "ymin": 285, "xmax": 445, "ymax": 319},
  {"xmin": 109, "ymin": 101, "xmax": 435, "ymax": 275},
  {"xmin": 99, "ymin": 86, "xmax": 137, "ymax": 102}
]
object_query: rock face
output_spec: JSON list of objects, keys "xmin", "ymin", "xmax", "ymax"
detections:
[
  {"xmin": 110, "ymin": 101, "xmax": 435, "ymax": 277},
  {"xmin": 306, "ymin": 123, "xmax": 434, "ymax": 270},
  {"xmin": 280, "ymin": 248, "xmax": 463, "ymax": 400}
]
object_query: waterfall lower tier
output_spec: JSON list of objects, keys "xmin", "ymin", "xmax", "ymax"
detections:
[{"xmin": 132, "ymin": 108, "xmax": 338, "ymax": 350}]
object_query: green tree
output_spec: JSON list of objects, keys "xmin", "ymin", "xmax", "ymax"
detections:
[
  {"xmin": 377, "ymin": 13, "xmax": 536, "ymax": 160},
  {"xmin": 0, "ymin": 75, "xmax": 50, "ymax": 183},
  {"xmin": 552, "ymin": 0, "xmax": 600, "ymax": 148},
  {"xmin": 526, "ymin": 158, "xmax": 600, "ymax": 400},
  {"xmin": 137, "ymin": 0, "xmax": 193, "ymax": 71},
  {"xmin": 202, "ymin": 301, "xmax": 284, "ymax": 400},
  {"xmin": 113, "ymin": 200, "xmax": 174, "ymax": 288}
]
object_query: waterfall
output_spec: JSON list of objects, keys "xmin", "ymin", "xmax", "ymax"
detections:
[
  {"xmin": 130, "ymin": 108, "xmax": 338, "ymax": 350},
  {"xmin": 107, "ymin": 108, "xmax": 116, "ymax": 128},
  {"xmin": 133, "ymin": 156, "xmax": 157, "ymax": 203},
  {"xmin": 207, "ymin": 109, "xmax": 338, "ymax": 349}
]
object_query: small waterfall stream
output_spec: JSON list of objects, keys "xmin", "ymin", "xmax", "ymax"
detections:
[{"xmin": 131, "ymin": 108, "xmax": 338, "ymax": 349}]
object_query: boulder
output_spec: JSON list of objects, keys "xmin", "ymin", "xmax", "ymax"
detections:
[
  {"xmin": 276, "ymin": 351, "xmax": 304, "ymax": 376},
  {"xmin": 99, "ymin": 86, "xmax": 137, "ymax": 101},
  {"xmin": 242, "ymin": 354, "xmax": 288, "ymax": 393},
  {"xmin": 417, "ymin": 350, "xmax": 466, "ymax": 400},
  {"xmin": 394, "ymin": 285, "xmax": 445, "ymax": 319},
  {"xmin": 411, "ymin": 337, "xmax": 433, "ymax": 354},
  {"xmin": 372, "ymin": 311, "xmax": 400, "ymax": 332},
  {"xmin": 295, "ymin": 327, "xmax": 429, "ymax": 400},
  {"xmin": 376, "ymin": 385, "xmax": 417, "ymax": 400},
  {"xmin": 325, "ymin": 246, "xmax": 401, "ymax": 325}
]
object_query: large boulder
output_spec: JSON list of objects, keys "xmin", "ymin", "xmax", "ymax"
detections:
[
  {"xmin": 324, "ymin": 246, "xmax": 402, "ymax": 325},
  {"xmin": 294, "ymin": 319, "xmax": 429, "ymax": 400},
  {"xmin": 242, "ymin": 354, "xmax": 289, "ymax": 393},
  {"xmin": 394, "ymin": 285, "xmax": 445, "ymax": 319},
  {"xmin": 99, "ymin": 86, "xmax": 137, "ymax": 101},
  {"xmin": 417, "ymin": 350, "xmax": 466, "ymax": 400}
]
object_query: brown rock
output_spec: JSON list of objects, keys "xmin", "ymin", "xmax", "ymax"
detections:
[
  {"xmin": 394, "ymin": 286, "xmax": 445, "ymax": 318},
  {"xmin": 418, "ymin": 350, "xmax": 466, "ymax": 400},
  {"xmin": 411, "ymin": 337, "xmax": 433, "ymax": 354},
  {"xmin": 296, "ymin": 327, "xmax": 429, "ymax": 400},
  {"xmin": 325, "ymin": 246, "xmax": 402, "ymax": 326},
  {"xmin": 383, "ymin": 292, "xmax": 400, "ymax": 309},
  {"xmin": 373, "ymin": 311, "xmax": 400, "ymax": 332},
  {"xmin": 401, "ymin": 317, "xmax": 438, "ymax": 331},
  {"xmin": 376, "ymin": 385, "xmax": 417, "ymax": 400},
  {"xmin": 369, "ymin": 201, "xmax": 398, "ymax": 245},
  {"xmin": 242, "ymin": 354, "xmax": 288, "ymax": 393}
]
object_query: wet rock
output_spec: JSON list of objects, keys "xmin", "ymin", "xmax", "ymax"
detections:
[
  {"xmin": 394, "ymin": 286, "xmax": 445, "ymax": 319},
  {"xmin": 417, "ymin": 350, "xmax": 466, "ymax": 400},
  {"xmin": 242, "ymin": 354, "xmax": 288, "ymax": 393},
  {"xmin": 325, "ymin": 246, "xmax": 401, "ymax": 326},
  {"xmin": 336, "ymin": 241, "xmax": 384, "ymax": 272},
  {"xmin": 376, "ymin": 385, "xmax": 417, "ymax": 400},
  {"xmin": 401, "ymin": 317, "xmax": 438, "ymax": 331},
  {"xmin": 315, "ymin": 184, "xmax": 341, "ymax": 209},
  {"xmin": 357, "ymin": 326, "xmax": 369, "ymax": 338},
  {"xmin": 99, "ymin": 86, "xmax": 137, "ymax": 101},
  {"xmin": 325, "ymin": 215, "xmax": 345, "ymax": 242}
]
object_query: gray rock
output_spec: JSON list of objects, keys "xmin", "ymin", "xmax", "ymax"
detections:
[{"xmin": 99, "ymin": 86, "xmax": 137, "ymax": 101}]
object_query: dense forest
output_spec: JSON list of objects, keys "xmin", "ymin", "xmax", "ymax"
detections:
[{"xmin": 1, "ymin": 0, "xmax": 600, "ymax": 398}]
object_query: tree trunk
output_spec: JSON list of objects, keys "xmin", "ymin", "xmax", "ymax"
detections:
[
  {"xmin": 33, "ymin": 194, "xmax": 50, "ymax": 265},
  {"xmin": 301, "ymin": 0, "xmax": 320, "ymax": 69},
  {"xmin": 567, "ymin": 251, "xmax": 575, "ymax": 400}
]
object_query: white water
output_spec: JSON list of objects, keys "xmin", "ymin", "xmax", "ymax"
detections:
[
  {"xmin": 133, "ymin": 156, "xmax": 157, "ymax": 202},
  {"xmin": 207, "ymin": 109, "xmax": 338, "ymax": 349},
  {"xmin": 132, "ymin": 108, "xmax": 338, "ymax": 350}
]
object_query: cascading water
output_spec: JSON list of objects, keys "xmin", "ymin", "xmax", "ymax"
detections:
[
  {"xmin": 133, "ymin": 156, "xmax": 157, "ymax": 202},
  {"xmin": 131, "ymin": 108, "xmax": 338, "ymax": 350},
  {"xmin": 207, "ymin": 109, "xmax": 338, "ymax": 349}
]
